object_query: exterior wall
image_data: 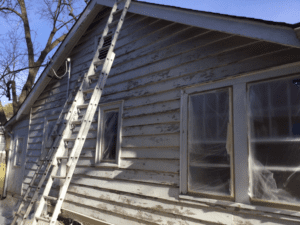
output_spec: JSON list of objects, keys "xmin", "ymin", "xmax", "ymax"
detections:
[
  {"xmin": 6, "ymin": 116, "xmax": 30, "ymax": 196},
  {"xmin": 20, "ymin": 7, "xmax": 300, "ymax": 225}
]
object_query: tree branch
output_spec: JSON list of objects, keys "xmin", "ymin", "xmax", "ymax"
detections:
[
  {"xmin": 0, "ymin": 6, "xmax": 22, "ymax": 18},
  {"xmin": 1, "ymin": 63, "xmax": 49, "ymax": 77}
]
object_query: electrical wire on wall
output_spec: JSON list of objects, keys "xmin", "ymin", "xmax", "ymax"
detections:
[{"xmin": 48, "ymin": 58, "xmax": 71, "ymax": 99}]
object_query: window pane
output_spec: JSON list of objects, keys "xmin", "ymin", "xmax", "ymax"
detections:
[
  {"xmin": 249, "ymin": 76, "xmax": 300, "ymax": 205},
  {"xmin": 188, "ymin": 88, "xmax": 232, "ymax": 196},
  {"xmin": 16, "ymin": 138, "xmax": 23, "ymax": 166},
  {"xmin": 102, "ymin": 110, "xmax": 119, "ymax": 161}
]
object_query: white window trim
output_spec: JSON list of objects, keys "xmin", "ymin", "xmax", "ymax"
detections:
[
  {"xmin": 14, "ymin": 136, "xmax": 24, "ymax": 167},
  {"xmin": 180, "ymin": 61, "xmax": 300, "ymax": 208},
  {"xmin": 181, "ymin": 86, "xmax": 235, "ymax": 200},
  {"xmin": 95, "ymin": 100, "xmax": 123, "ymax": 167}
]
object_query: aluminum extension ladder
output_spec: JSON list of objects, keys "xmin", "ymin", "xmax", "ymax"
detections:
[{"xmin": 11, "ymin": 0, "xmax": 132, "ymax": 224}]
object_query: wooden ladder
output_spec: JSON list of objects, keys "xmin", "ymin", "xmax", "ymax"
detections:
[{"xmin": 11, "ymin": 0, "xmax": 131, "ymax": 224}]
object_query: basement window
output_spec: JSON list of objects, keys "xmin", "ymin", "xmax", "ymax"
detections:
[
  {"xmin": 14, "ymin": 138, "xmax": 24, "ymax": 167},
  {"xmin": 96, "ymin": 101, "xmax": 123, "ymax": 166}
]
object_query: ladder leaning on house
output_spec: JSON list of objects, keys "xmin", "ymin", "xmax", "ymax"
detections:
[{"xmin": 11, "ymin": 0, "xmax": 132, "ymax": 224}]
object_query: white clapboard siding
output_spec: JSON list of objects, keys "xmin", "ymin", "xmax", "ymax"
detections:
[
  {"xmin": 28, "ymin": 129, "xmax": 43, "ymax": 138},
  {"xmin": 112, "ymin": 31, "xmax": 232, "ymax": 77},
  {"xmin": 122, "ymin": 134, "xmax": 180, "ymax": 148},
  {"xmin": 119, "ymin": 159, "xmax": 179, "ymax": 173},
  {"xmin": 122, "ymin": 110, "xmax": 180, "ymax": 127},
  {"xmin": 116, "ymin": 19, "xmax": 171, "ymax": 49},
  {"xmin": 104, "ymin": 39, "xmax": 266, "ymax": 93},
  {"xmin": 123, "ymin": 89, "xmax": 181, "ymax": 109},
  {"xmin": 73, "ymin": 168, "xmax": 178, "ymax": 186},
  {"xmin": 113, "ymin": 24, "xmax": 193, "ymax": 63},
  {"xmin": 123, "ymin": 100, "xmax": 180, "ymax": 118},
  {"xmin": 121, "ymin": 147, "xmax": 179, "ymax": 159},
  {"xmin": 27, "ymin": 143, "xmax": 43, "ymax": 151},
  {"xmin": 66, "ymin": 185, "xmax": 232, "ymax": 224},
  {"xmin": 69, "ymin": 176, "xmax": 178, "ymax": 200},
  {"xmin": 122, "ymin": 123, "xmax": 180, "ymax": 136},
  {"xmin": 32, "ymin": 93, "xmax": 67, "ymax": 109},
  {"xmin": 114, "ymin": 26, "xmax": 205, "ymax": 65},
  {"xmin": 64, "ymin": 192, "xmax": 208, "ymax": 225},
  {"xmin": 26, "ymin": 149, "xmax": 42, "ymax": 157},
  {"xmin": 62, "ymin": 201, "xmax": 150, "ymax": 225}
]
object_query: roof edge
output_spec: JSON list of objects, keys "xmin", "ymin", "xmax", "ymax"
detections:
[{"xmin": 97, "ymin": 0, "xmax": 300, "ymax": 48}]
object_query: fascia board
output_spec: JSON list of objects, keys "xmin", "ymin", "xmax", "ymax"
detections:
[
  {"xmin": 16, "ymin": 0, "xmax": 102, "ymax": 120},
  {"xmin": 96, "ymin": 0, "xmax": 300, "ymax": 48}
]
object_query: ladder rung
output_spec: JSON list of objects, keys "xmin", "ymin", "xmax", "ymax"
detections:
[
  {"xmin": 44, "ymin": 195, "xmax": 58, "ymax": 201},
  {"xmin": 88, "ymin": 73, "xmax": 100, "ymax": 80},
  {"xmin": 77, "ymin": 104, "xmax": 89, "ymax": 109},
  {"xmin": 94, "ymin": 59, "xmax": 105, "ymax": 67},
  {"xmin": 25, "ymin": 197, "xmax": 34, "ymax": 203},
  {"xmin": 16, "ymin": 212, "xmax": 25, "ymax": 217},
  {"xmin": 64, "ymin": 138, "xmax": 76, "ymax": 142},
  {"xmin": 113, "ymin": 9, "xmax": 123, "ymax": 16},
  {"xmin": 71, "ymin": 120, "xmax": 83, "ymax": 125},
  {"xmin": 104, "ymin": 32, "xmax": 114, "ymax": 39},
  {"xmin": 57, "ymin": 156, "xmax": 69, "ymax": 160},
  {"xmin": 51, "ymin": 175, "xmax": 66, "ymax": 179},
  {"xmin": 83, "ymin": 88, "xmax": 94, "ymax": 94},
  {"xmin": 108, "ymin": 20, "xmax": 119, "ymax": 28},
  {"xmin": 29, "ymin": 185, "xmax": 39, "ymax": 189},
  {"xmin": 36, "ymin": 171, "xmax": 46, "ymax": 175},
  {"xmin": 101, "ymin": 45, "xmax": 110, "ymax": 51},
  {"xmin": 36, "ymin": 216, "xmax": 51, "ymax": 223}
]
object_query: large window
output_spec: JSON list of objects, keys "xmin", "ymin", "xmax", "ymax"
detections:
[
  {"xmin": 187, "ymin": 88, "xmax": 233, "ymax": 198},
  {"xmin": 248, "ymin": 76, "xmax": 300, "ymax": 205},
  {"xmin": 180, "ymin": 64, "xmax": 300, "ymax": 209},
  {"xmin": 96, "ymin": 101, "xmax": 123, "ymax": 166}
]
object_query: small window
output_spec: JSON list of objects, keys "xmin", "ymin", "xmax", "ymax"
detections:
[
  {"xmin": 248, "ymin": 76, "xmax": 300, "ymax": 205},
  {"xmin": 96, "ymin": 101, "xmax": 123, "ymax": 166},
  {"xmin": 184, "ymin": 87, "xmax": 234, "ymax": 199},
  {"xmin": 42, "ymin": 118, "xmax": 57, "ymax": 154},
  {"xmin": 14, "ymin": 138, "xmax": 24, "ymax": 167}
]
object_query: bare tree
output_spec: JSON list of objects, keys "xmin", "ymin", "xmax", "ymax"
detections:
[{"xmin": 0, "ymin": 0, "xmax": 90, "ymax": 118}]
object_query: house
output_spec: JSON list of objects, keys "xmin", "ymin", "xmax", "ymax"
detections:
[{"xmin": 2, "ymin": 0, "xmax": 300, "ymax": 224}]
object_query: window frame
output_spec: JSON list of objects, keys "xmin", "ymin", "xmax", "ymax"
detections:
[
  {"xmin": 180, "ymin": 61, "xmax": 300, "ymax": 207},
  {"xmin": 181, "ymin": 87, "xmax": 234, "ymax": 200},
  {"xmin": 95, "ymin": 100, "xmax": 124, "ymax": 167}
]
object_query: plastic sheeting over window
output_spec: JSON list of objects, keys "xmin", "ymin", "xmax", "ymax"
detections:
[
  {"xmin": 188, "ymin": 88, "xmax": 233, "ymax": 197},
  {"xmin": 248, "ymin": 76, "xmax": 300, "ymax": 205},
  {"xmin": 15, "ymin": 138, "xmax": 23, "ymax": 166},
  {"xmin": 101, "ymin": 110, "xmax": 119, "ymax": 161}
]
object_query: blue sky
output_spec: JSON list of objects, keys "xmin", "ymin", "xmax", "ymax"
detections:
[
  {"xmin": 1, "ymin": 0, "xmax": 300, "ymax": 105},
  {"xmin": 139, "ymin": 0, "xmax": 300, "ymax": 24}
]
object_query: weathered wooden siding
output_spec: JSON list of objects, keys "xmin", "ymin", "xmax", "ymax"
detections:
[
  {"xmin": 7, "ymin": 116, "xmax": 30, "ymax": 196},
  {"xmin": 22, "ymin": 6, "xmax": 300, "ymax": 225}
]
